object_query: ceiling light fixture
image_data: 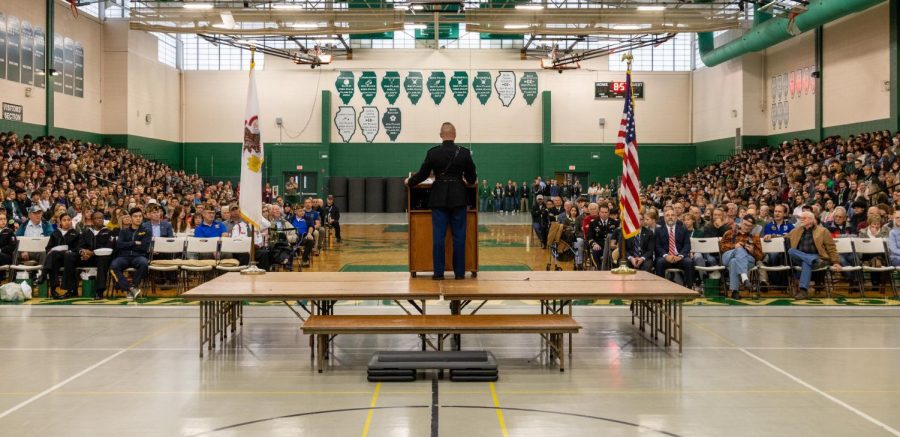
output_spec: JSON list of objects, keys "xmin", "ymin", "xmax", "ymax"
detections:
[
  {"xmin": 404, "ymin": 24, "xmax": 427, "ymax": 30},
  {"xmin": 182, "ymin": 3, "xmax": 214, "ymax": 10},
  {"xmin": 637, "ymin": 5, "xmax": 666, "ymax": 11},
  {"xmin": 504, "ymin": 24, "xmax": 531, "ymax": 30},
  {"xmin": 292, "ymin": 23, "xmax": 322, "ymax": 29},
  {"xmin": 515, "ymin": 5, "xmax": 544, "ymax": 10}
]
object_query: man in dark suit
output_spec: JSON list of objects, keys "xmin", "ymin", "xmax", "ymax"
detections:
[
  {"xmin": 623, "ymin": 212, "xmax": 656, "ymax": 272},
  {"xmin": 66, "ymin": 211, "xmax": 114, "ymax": 300},
  {"xmin": 655, "ymin": 208, "xmax": 694, "ymax": 286},
  {"xmin": 406, "ymin": 122, "xmax": 477, "ymax": 280},
  {"xmin": 42, "ymin": 212, "xmax": 81, "ymax": 299}
]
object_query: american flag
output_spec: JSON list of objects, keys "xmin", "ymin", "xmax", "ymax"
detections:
[{"xmin": 615, "ymin": 65, "xmax": 641, "ymax": 239}]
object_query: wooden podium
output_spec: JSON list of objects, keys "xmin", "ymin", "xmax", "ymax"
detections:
[{"xmin": 407, "ymin": 181, "xmax": 479, "ymax": 278}]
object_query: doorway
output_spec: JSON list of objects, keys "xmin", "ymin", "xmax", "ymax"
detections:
[{"xmin": 283, "ymin": 172, "xmax": 318, "ymax": 204}]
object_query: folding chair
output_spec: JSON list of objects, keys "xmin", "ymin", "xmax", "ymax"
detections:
[
  {"xmin": 691, "ymin": 237, "xmax": 726, "ymax": 294},
  {"xmin": 148, "ymin": 237, "xmax": 187, "ymax": 295},
  {"xmin": 216, "ymin": 237, "xmax": 252, "ymax": 274},
  {"xmin": 182, "ymin": 238, "xmax": 220, "ymax": 291},
  {"xmin": 11, "ymin": 237, "xmax": 50, "ymax": 284},
  {"xmin": 852, "ymin": 238, "xmax": 897, "ymax": 298},
  {"xmin": 755, "ymin": 237, "xmax": 793, "ymax": 298},
  {"xmin": 832, "ymin": 238, "xmax": 863, "ymax": 295}
]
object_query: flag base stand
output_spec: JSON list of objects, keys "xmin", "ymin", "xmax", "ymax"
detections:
[
  {"xmin": 240, "ymin": 262, "xmax": 266, "ymax": 276},
  {"xmin": 611, "ymin": 263, "xmax": 637, "ymax": 275}
]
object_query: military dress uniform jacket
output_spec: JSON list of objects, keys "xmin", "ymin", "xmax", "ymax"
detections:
[
  {"xmin": 407, "ymin": 141, "xmax": 477, "ymax": 209},
  {"xmin": 586, "ymin": 218, "xmax": 620, "ymax": 249}
]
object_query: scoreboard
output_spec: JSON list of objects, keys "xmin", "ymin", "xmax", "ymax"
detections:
[{"xmin": 595, "ymin": 81, "xmax": 644, "ymax": 99}]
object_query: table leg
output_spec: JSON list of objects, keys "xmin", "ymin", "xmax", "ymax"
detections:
[{"xmin": 450, "ymin": 300, "xmax": 461, "ymax": 350}]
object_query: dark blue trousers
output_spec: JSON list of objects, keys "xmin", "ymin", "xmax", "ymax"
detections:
[{"xmin": 432, "ymin": 206, "xmax": 467, "ymax": 278}]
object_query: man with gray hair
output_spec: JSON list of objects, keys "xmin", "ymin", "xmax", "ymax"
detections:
[
  {"xmin": 787, "ymin": 211, "xmax": 841, "ymax": 300},
  {"xmin": 406, "ymin": 122, "xmax": 477, "ymax": 280}
]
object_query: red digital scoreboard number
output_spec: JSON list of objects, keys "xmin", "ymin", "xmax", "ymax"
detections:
[{"xmin": 595, "ymin": 81, "xmax": 644, "ymax": 99}]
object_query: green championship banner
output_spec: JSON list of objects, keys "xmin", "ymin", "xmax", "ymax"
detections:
[
  {"xmin": 473, "ymin": 71, "xmax": 491, "ymax": 105},
  {"xmin": 450, "ymin": 71, "xmax": 468, "ymax": 105},
  {"xmin": 381, "ymin": 71, "xmax": 400, "ymax": 104},
  {"xmin": 52, "ymin": 34, "xmax": 63, "ymax": 93},
  {"xmin": 335, "ymin": 71, "xmax": 355, "ymax": 104},
  {"xmin": 358, "ymin": 71, "xmax": 377, "ymax": 104},
  {"xmin": 427, "ymin": 71, "xmax": 446, "ymax": 105},
  {"xmin": 404, "ymin": 71, "xmax": 423, "ymax": 105}
]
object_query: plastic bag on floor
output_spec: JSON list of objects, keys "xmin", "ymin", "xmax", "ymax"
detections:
[
  {"xmin": 0, "ymin": 283, "xmax": 25, "ymax": 302},
  {"xmin": 80, "ymin": 268, "xmax": 97, "ymax": 280},
  {"xmin": 20, "ymin": 281, "xmax": 32, "ymax": 300}
]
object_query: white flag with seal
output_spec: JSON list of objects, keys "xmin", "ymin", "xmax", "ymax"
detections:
[{"xmin": 239, "ymin": 65, "xmax": 264, "ymax": 227}]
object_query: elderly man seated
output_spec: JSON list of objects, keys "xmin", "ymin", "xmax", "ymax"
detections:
[
  {"xmin": 787, "ymin": 211, "xmax": 841, "ymax": 300},
  {"xmin": 719, "ymin": 215, "xmax": 763, "ymax": 300}
]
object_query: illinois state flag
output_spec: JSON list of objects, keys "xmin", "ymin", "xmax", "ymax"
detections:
[{"xmin": 239, "ymin": 63, "xmax": 264, "ymax": 227}]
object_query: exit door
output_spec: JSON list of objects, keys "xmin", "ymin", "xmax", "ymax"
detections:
[{"xmin": 284, "ymin": 172, "xmax": 318, "ymax": 198}]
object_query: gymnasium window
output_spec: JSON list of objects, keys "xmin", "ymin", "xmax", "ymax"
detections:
[
  {"xmin": 608, "ymin": 33, "xmax": 692, "ymax": 72},
  {"xmin": 153, "ymin": 32, "xmax": 178, "ymax": 69},
  {"xmin": 77, "ymin": 3, "xmax": 100, "ymax": 17},
  {"xmin": 179, "ymin": 34, "xmax": 265, "ymax": 71}
]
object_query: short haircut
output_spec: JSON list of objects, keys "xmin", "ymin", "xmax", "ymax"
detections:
[
  {"xmin": 440, "ymin": 122, "xmax": 456, "ymax": 136},
  {"xmin": 129, "ymin": 207, "xmax": 143, "ymax": 215}
]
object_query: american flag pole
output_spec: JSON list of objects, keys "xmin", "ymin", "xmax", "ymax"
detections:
[{"xmin": 612, "ymin": 52, "xmax": 641, "ymax": 275}]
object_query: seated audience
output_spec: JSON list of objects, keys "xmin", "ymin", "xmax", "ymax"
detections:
[
  {"xmin": 654, "ymin": 209, "xmax": 694, "ymax": 286},
  {"xmin": 787, "ymin": 212, "xmax": 841, "ymax": 300},
  {"xmin": 111, "ymin": 208, "xmax": 151, "ymax": 300},
  {"xmin": 719, "ymin": 216, "xmax": 763, "ymax": 299}
]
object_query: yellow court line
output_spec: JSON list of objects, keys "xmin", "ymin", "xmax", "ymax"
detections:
[
  {"xmin": 361, "ymin": 382, "xmax": 382, "ymax": 437},
  {"xmin": 489, "ymin": 382, "xmax": 509, "ymax": 437}
]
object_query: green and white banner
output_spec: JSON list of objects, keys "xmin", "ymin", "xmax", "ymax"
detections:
[
  {"xmin": 404, "ymin": 72, "xmax": 423, "ymax": 105},
  {"xmin": 0, "ymin": 13, "xmax": 8, "ymax": 81},
  {"xmin": 335, "ymin": 71, "xmax": 355, "ymax": 104},
  {"xmin": 450, "ymin": 71, "xmax": 468, "ymax": 105},
  {"xmin": 358, "ymin": 71, "xmax": 377, "ymax": 104},
  {"xmin": 473, "ymin": 71, "xmax": 491, "ymax": 105},
  {"xmin": 6, "ymin": 16, "xmax": 20, "ymax": 83},
  {"xmin": 426, "ymin": 71, "xmax": 446, "ymax": 105},
  {"xmin": 381, "ymin": 71, "xmax": 401, "ymax": 105},
  {"xmin": 20, "ymin": 21, "xmax": 32, "ymax": 86}
]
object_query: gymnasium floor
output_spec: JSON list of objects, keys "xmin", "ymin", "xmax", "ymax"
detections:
[{"xmin": 1, "ymin": 213, "xmax": 899, "ymax": 436}]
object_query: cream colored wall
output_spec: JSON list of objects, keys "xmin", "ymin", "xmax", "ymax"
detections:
[
  {"xmin": 0, "ymin": 0, "xmax": 46, "ymax": 126},
  {"xmin": 549, "ymin": 69, "xmax": 691, "ymax": 144},
  {"xmin": 183, "ymin": 50, "xmax": 691, "ymax": 144},
  {"xmin": 823, "ymin": 2, "xmax": 890, "ymax": 127},
  {"xmin": 691, "ymin": 58, "xmax": 743, "ymax": 143},
  {"xmin": 764, "ymin": 30, "xmax": 816, "ymax": 136},
  {"xmin": 126, "ymin": 29, "xmax": 181, "ymax": 142},
  {"xmin": 100, "ymin": 20, "xmax": 127, "ymax": 135}
]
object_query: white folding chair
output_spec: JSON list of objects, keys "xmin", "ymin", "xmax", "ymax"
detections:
[
  {"xmin": 691, "ymin": 237, "xmax": 726, "ymax": 294},
  {"xmin": 217, "ymin": 237, "xmax": 252, "ymax": 273},
  {"xmin": 832, "ymin": 238, "xmax": 863, "ymax": 295},
  {"xmin": 756, "ymin": 237, "xmax": 793, "ymax": 298},
  {"xmin": 182, "ymin": 238, "xmax": 220, "ymax": 290},
  {"xmin": 148, "ymin": 237, "xmax": 187, "ymax": 295},
  {"xmin": 11, "ymin": 237, "xmax": 50, "ymax": 282},
  {"xmin": 852, "ymin": 238, "xmax": 897, "ymax": 298}
]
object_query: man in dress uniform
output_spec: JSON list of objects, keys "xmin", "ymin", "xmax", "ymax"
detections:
[{"xmin": 406, "ymin": 122, "xmax": 477, "ymax": 280}]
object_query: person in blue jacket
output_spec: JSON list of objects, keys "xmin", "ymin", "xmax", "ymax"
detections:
[
  {"xmin": 111, "ymin": 208, "xmax": 152, "ymax": 300},
  {"xmin": 290, "ymin": 212, "xmax": 316, "ymax": 268},
  {"xmin": 193, "ymin": 208, "xmax": 228, "ymax": 238}
]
